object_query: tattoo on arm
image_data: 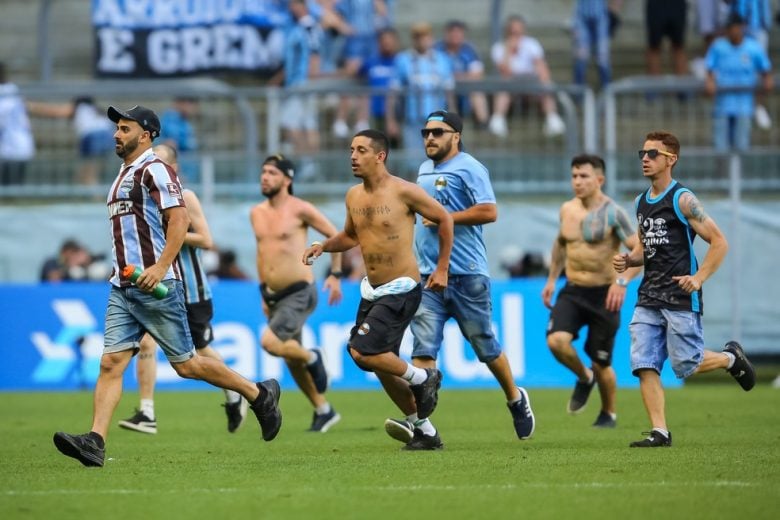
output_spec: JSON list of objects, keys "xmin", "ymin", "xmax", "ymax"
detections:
[{"xmin": 684, "ymin": 193, "xmax": 709, "ymax": 223}]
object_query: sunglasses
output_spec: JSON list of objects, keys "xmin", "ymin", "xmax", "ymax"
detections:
[
  {"xmin": 421, "ymin": 128, "xmax": 457, "ymax": 139},
  {"xmin": 638, "ymin": 149, "xmax": 675, "ymax": 159}
]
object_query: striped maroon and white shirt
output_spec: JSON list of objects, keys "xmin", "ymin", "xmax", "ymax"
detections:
[{"xmin": 107, "ymin": 148, "xmax": 186, "ymax": 287}]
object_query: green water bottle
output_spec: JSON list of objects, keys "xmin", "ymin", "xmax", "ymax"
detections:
[{"xmin": 122, "ymin": 264, "xmax": 169, "ymax": 299}]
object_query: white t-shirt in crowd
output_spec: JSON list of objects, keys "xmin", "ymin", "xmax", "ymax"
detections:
[
  {"xmin": 0, "ymin": 83, "xmax": 34, "ymax": 161},
  {"xmin": 490, "ymin": 36, "xmax": 545, "ymax": 76}
]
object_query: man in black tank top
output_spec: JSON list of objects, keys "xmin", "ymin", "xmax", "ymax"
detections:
[{"xmin": 613, "ymin": 131, "xmax": 756, "ymax": 448}]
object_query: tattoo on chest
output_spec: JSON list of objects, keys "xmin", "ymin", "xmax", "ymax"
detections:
[
  {"xmin": 350, "ymin": 205, "xmax": 392, "ymax": 217},
  {"xmin": 581, "ymin": 203, "xmax": 609, "ymax": 243},
  {"xmin": 364, "ymin": 253, "xmax": 394, "ymax": 267}
]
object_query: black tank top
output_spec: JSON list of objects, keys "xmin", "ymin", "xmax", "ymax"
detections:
[{"xmin": 635, "ymin": 180, "xmax": 702, "ymax": 313}]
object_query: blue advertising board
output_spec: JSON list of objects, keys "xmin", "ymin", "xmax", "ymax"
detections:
[{"xmin": 0, "ymin": 280, "xmax": 680, "ymax": 391}]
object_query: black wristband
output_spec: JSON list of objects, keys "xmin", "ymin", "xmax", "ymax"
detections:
[{"xmin": 329, "ymin": 271, "xmax": 343, "ymax": 279}]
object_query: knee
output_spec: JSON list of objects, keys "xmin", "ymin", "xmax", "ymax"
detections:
[
  {"xmin": 261, "ymin": 337, "xmax": 283, "ymax": 357},
  {"xmin": 99, "ymin": 353, "xmax": 127, "ymax": 375},
  {"xmin": 547, "ymin": 333, "xmax": 569, "ymax": 353},
  {"xmin": 172, "ymin": 358, "xmax": 198, "ymax": 379}
]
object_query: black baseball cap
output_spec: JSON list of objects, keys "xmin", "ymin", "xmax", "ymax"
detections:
[
  {"xmin": 264, "ymin": 154, "xmax": 295, "ymax": 194},
  {"xmin": 426, "ymin": 110, "xmax": 464, "ymax": 150},
  {"xmin": 107, "ymin": 105, "xmax": 161, "ymax": 140}
]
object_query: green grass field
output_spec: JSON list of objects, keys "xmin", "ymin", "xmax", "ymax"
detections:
[{"xmin": 1, "ymin": 385, "xmax": 778, "ymax": 519}]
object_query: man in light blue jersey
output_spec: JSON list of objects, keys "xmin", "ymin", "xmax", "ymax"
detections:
[
  {"xmin": 704, "ymin": 13, "xmax": 773, "ymax": 151},
  {"xmin": 386, "ymin": 23, "xmax": 455, "ymax": 175},
  {"xmin": 53, "ymin": 106, "xmax": 282, "ymax": 468},
  {"xmin": 383, "ymin": 111, "xmax": 535, "ymax": 450},
  {"xmin": 117, "ymin": 144, "xmax": 247, "ymax": 436}
]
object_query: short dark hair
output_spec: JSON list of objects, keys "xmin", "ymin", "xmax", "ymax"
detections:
[
  {"xmin": 645, "ymin": 131, "xmax": 680, "ymax": 156},
  {"xmin": 445, "ymin": 20, "xmax": 467, "ymax": 31},
  {"xmin": 570, "ymin": 154, "xmax": 605, "ymax": 172},
  {"xmin": 354, "ymin": 129, "xmax": 390, "ymax": 161}
]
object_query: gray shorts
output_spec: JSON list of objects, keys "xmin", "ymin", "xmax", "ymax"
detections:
[{"xmin": 260, "ymin": 281, "xmax": 317, "ymax": 342}]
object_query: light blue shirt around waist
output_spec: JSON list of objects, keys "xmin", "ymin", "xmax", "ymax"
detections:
[{"xmin": 414, "ymin": 152, "xmax": 495, "ymax": 276}]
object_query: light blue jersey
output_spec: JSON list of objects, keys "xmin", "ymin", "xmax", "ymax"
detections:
[
  {"xmin": 284, "ymin": 14, "xmax": 322, "ymax": 87},
  {"xmin": 415, "ymin": 152, "xmax": 495, "ymax": 276},
  {"xmin": 390, "ymin": 50, "xmax": 454, "ymax": 125},
  {"xmin": 705, "ymin": 36, "xmax": 771, "ymax": 116}
]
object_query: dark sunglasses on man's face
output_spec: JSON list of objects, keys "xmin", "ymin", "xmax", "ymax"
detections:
[
  {"xmin": 421, "ymin": 128, "xmax": 456, "ymax": 139},
  {"xmin": 637, "ymin": 148, "xmax": 674, "ymax": 160}
]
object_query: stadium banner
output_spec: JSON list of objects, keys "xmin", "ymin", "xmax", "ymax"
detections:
[
  {"xmin": 92, "ymin": 0, "xmax": 287, "ymax": 77},
  {"xmin": 0, "ymin": 280, "xmax": 681, "ymax": 391}
]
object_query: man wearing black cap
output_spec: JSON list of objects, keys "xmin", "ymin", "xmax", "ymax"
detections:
[
  {"xmin": 384, "ymin": 110, "xmax": 536, "ymax": 449},
  {"xmin": 53, "ymin": 106, "xmax": 283, "ymax": 467},
  {"xmin": 250, "ymin": 154, "xmax": 345, "ymax": 432}
]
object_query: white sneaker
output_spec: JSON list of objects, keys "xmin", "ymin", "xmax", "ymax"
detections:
[
  {"xmin": 690, "ymin": 57, "xmax": 707, "ymax": 80},
  {"xmin": 543, "ymin": 112, "xmax": 566, "ymax": 137},
  {"xmin": 754, "ymin": 104, "xmax": 772, "ymax": 130},
  {"xmin": 488, "ymin": 114, "xmax": 508, "ymax": 137},
  {"xmin": 332, "ymin": 119, "xmax": 349, "ymax": 138}
]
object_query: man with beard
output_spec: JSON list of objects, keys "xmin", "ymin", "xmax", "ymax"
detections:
[
  {"xmin": 249, "ymin": 154, "xmax": 344, "ymax": 432},
  {"xmin": 53, "ymin": 106, "xmax": 282, "ymax": 468},
  {"xmin": 302, "ymin": 129, "xmax": 453, "ymax": 446},
  {"xmin": 384, "ymin": 111, "xmax": 536, "ymax": 450}
]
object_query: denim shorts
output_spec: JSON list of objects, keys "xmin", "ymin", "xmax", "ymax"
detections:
[
  {"xmin": 410, "ymin": 274, "xmax": 501, "ymax": 363},
  {"xmin": 629, "ymin": 305, "xmax": 704, "ymax": 379},
  {"xmin": 103, "ymin": 281, "xmax": 195, "ymax": 363}
]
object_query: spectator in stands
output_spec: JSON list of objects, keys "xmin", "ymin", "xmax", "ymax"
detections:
[
  {"xmin": 704, "ymin": 13, "xmax": 773, "ymax": 151},
  {"xmin": 359, "ymin": 27, "xmax": 401, "ymax": 141},
  {"xmin": 40, "ymin": 239, "xmax": 109, "ymax": 282},
  {"xmin": 272, "ymin": 0, "xmax": 324, "ymax": 177},
  {"xmin": 489, "ymin": 16, "xmax": 566, "ymax": 138},
  {"xmin": 0, "ymin": 62, "xmax": 34, "ymax": 186},
  {"xmin": 312, "ymin": 0, "xmax": 351, "ymax": 77},
  {"xmin": 644, "ymin": 0, "xmax": 689, "ymax": 78},
  {"xmin": 435, "ymin": 20, "xmax": 490, "ymax": 129},
  {"xmin": 159, "ymin": 97, "xmax": 199, "ymax": 181},
  {"xmin": 386, "ymin": 22, "xmax": 455, "ymax": 173},
  {"xmin": 728, "ymin": 0, "xmax": 774, "ymax": 129},
  {"xmin": 331, "ymin": 0, "xmax": 393, "ymax": 138},
  {"xmin": 571, "ymin": 0, "xmax": 613, "ymax": 88},
  {"xmin": 27, "ymin": 96, "xmax": 114, "ymax": 187},
  {"xmin": 691, "ymin": 0, "xmax": 729, "ymax": 80}
]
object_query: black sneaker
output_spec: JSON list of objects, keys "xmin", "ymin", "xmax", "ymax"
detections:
[
  {"xmin": 592, "ymin": 411, "xmax": 617, "ymax": 428},
  {"xmin": 567, "ymin": 373, "xmax": 596, "ymax": 414},
  {"xmin": 507, "ymin": 387, "xmax": 535, "ymax": 440},
  {"xmin": 307, "ymin": 349, "xmax": 329, "ymax": 394},
  {"xmin": 250, "ymin": 379, "xmax": 282, "ymax": 441},
  {"xmin": 223, "ymin": 397, "xmax": 248, "ymax": 433},
  {"xmin": 724, "ymin": 341, "xmax": 756, "ymax": 391},
  {"xmin": 53, "ymin": 431, "xmax": 105, "ymax": 467},
  {"xmin": 410, "ymin": 368, "xmax": 442, "ymax": 419},
  {"xmin": 629, "ymin": 430, "xmax": 672, "ymax": 448},
  {"xmin": 403, "ymin": 429, "xmax": 444, "ymax": 451},
  {"xmin": 384, "ymin": 418, "xmax": 414, "ymax": 443},
  {"xmin": 308, "ymin": 408, "xmax": 341, "ymax": 433},
  {"xmin": 118, "ymin": 409, "xmax": 157, "ymax": 434}
]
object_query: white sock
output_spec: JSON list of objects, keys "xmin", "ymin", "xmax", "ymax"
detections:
[
  {"xmin": 140, "ymin": 399, "xmax": 155, "ymax": 420},
  {"xmin": 724, "ymin": 351, "xmax": 736, "ymax": 369},
  {"xmin": 405, "ymin": 413, "xmax": 419, "ymax": 424},
  {"xmin": 402, "ymin": 364, "xmax": 428, "ymax": 385},
  {"xmin": 306, "ymin": 350, "xmax": 318, "ymax": 365},
  {"xmin": 224, "ymin": 390, "xmax": 242, "ymax": 404},
  {"xmin": 652, "ymin": 427, "xmax": 669, "ymax": 437},
  {"xmin": 316, "ymin": 403, "xmax": 332, "ymax": 415},
  {"xmin": 414, "ymin": 418, "xmax": 437, "ymax": 436}
]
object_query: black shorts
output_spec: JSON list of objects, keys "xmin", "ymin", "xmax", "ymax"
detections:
[
  {"xmin": 646, "ymin": 0, "xmax": 687, "ymax": 49},
  {"xmin": 547, "ymin": 282, "xmax": 620, "ymax": 366},
  {"xmin": 186, "ymin": 299, "xmax": 214, "ymax": 349},
  {"xmin": 348, "ymin": 284, "xmax": 422, "ymax": 367},
  {"xmin": 261, "ymin": 281, "xmax": 317, "ymax": 343}
]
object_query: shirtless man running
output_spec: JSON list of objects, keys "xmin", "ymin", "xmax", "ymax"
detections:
[
  {"xmin": 250, "ymin": 154, "xmax": 344, "ymax": 432},
  {"xmin": 542, "ymin": 154, "xmax": 641, "ymax": 428},
  {"xmin": 303, "ymin": 129, "xmax": 454, "ymax": 442}
]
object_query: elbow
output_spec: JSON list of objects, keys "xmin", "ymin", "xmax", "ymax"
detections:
[{"xmin": 485, "ymin": 208, "xmax": 498, "ymax": 223}]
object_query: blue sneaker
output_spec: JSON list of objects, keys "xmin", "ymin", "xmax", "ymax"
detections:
[
  {"xmin": 507, "ymin": 387, "xmax": 535, "ymax": 440},
  {"xmin": 308, "ymin": 409, "xmax": 341, "ymax": 433}
]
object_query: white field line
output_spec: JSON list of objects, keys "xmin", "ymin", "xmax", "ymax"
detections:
[{"xmin": 1, "ymin": 481, "xmax": 758, "ymax": 496}]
